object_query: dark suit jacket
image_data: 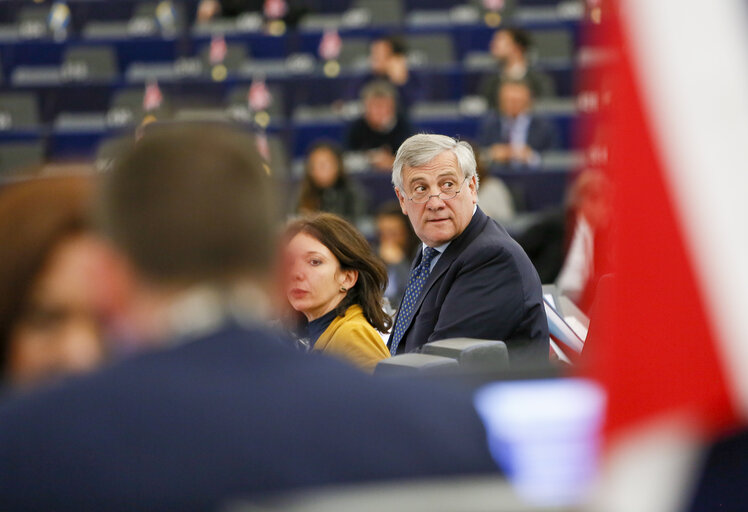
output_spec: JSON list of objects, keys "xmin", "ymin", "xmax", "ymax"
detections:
[
  {"xmin": 389, "ymin": 208, "xmax": 549, "ymax": 365},
  {"xmin": 477, "ymin": 113, "xmax": 558, "ymax": 154},
  {"xmin": 687, "ymin": 428, "xmax": 748, "ymax": 512},
  {"xmin": 0, "ymin": 323, "xmax": 498, "ymax": 512}
]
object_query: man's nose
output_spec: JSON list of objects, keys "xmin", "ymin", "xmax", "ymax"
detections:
[{"xmin": 425, "ymin": 193, "xmax": 446, "ymax": 209}]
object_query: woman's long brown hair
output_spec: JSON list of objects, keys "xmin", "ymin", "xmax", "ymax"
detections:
[{"xmin": 285, "ymin": 213, "xmax": 392, "ymax": 333}]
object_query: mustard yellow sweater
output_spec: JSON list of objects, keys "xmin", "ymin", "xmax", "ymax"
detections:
[{"xmin": 314, "ymin": 304, "xmax": 390, "ymax": 372}]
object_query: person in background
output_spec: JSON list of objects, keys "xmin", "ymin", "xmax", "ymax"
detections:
[
  {"xmin": 470, "ymin": 140, "xmax": 515, "ymax": 224},
  {"xmin": 389, "ymin": 134, "xmax": 549, "ymax": 365},
  {"xmin": 283, "ymin": 213, "xmax": 391, "ymax": 371},
  {"xmin": 196, "ymin": 0, "xmax": 308, "ymax": 26},
  {"xmin": 478, "ymin": 79, "xmax": 558, "ymax": 169},
  {"xmin": 557, "ymin": 169, "xmax": 612, "ymax": 310},
  {"xmin": 479, "ymin": 27, "xmax": 556, "ymax": 110},
  {"xmin": 0, "ymin": 175, "xmax": 107, "ymax": 390},
  {"xmin": 346, "ymin": 80, "xmax": 413, "ymax": 172},
  {"xmin": 297, "ymin": 141, "xmax": 366, "ymax": 227},
  {"xmin": 0, "ymin": 124, "xmax": 499, "ymax": 512},
  {"xmin": 374, "ymin": 201, "xmax": 419, "ymax": 309},
  {"xmin": 346, "ymin": 35, "xmax": 427, "ymax": 112}
]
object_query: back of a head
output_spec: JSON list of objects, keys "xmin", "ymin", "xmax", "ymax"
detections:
[{"xmin": 99, "ymin": 123, "xmax": 277, "ymax": 285}]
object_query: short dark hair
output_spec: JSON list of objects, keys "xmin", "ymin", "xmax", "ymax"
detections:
[
  {"xmin": 99, "ymin": 123, "xmax": 278, "ymax": 284},
  {"xmin": 505, "ymin": 28, "xmax": 532, "ymax": 52},
  {"xmin": 284, "ymin": 213, "xmax": 392, "ymax": 333},
  {"xmin": 374, "ymin": 35, "xmax": 407, "ymax": 56}
]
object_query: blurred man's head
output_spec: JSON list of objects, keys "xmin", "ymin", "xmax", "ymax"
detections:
[
  {"xmin": 361, "ymin": 81, "xmax": 398, "ymax": 132},
  {"xmin": 490, "ymin": 28, "xmax": 531, "ymax": 62},
  {"xmin": 498, "ymin": 80, "xmax": 532, "ymax": 118},
  {"xmin": 370, "ymin": 35, "xmax": 406, "ymax": 75},
  {"xmin": 99, "ymin": 123, "xmax": 278, "ymax": 288}
]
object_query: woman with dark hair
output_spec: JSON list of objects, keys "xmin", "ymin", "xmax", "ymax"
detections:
[
  {"xmin": 0, "ymin": 174, "xmax": 107, "ymax": 389},
  {"xmin": 282, "ymin": 213, "xmax": 390, "ymax": 371},
  {"xmin": 297, "ymin": 142, "xmax": 367, "ymax": 227}
]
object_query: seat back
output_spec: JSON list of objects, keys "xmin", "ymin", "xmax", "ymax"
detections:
[
  {"xmin": 62, "ymin": 46, "xmax": 118, "ymax": 81},
  {"xmin": 0, "ymin": 141, "xmax": 45, "ymax": 175},
  {"xmin": 0, "ymin": 92, "xmax": 39, "ymax": 129},
  {"xmin": 422, "ymin": 338, "xmax": 510, "ymax": 371},
  {"xmin": 407, "ymin": 33, "xmax": 455, "ymax": 68},
  {"xmin": 374, "ymin": 353, "xmax": 459, "ymax": 376}
]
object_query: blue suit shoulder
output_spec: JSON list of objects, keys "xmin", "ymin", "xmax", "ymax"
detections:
[{"xmin": 0, "ymin": 324, "xmax": 498, "ymax": 512}]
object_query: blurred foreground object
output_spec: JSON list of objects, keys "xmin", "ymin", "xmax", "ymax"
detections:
[
  {"xmin": 580, "ymin": 0, "xmax": 748, "ymax": 511},
  {"xmin": 0, "ymin": 174, "xmax": 107, "ymax": 390}
]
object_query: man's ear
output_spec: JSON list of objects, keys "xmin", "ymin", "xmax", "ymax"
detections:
[
  {"xmin": 395, "ymin": 188, "xmax": 408, "ymax": 215},
  {"xmin": 339, "ymin": 269, "xmax": 358, "ymax": 290},
  {"xmin": 469, "ymin": 175, "xmax": 479, "ymax": 204},
  {"xmin": 93, "ymin": 241, "xmax": 139, "ymax": 328}
]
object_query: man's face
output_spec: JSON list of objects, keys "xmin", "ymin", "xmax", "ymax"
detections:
[
  {"xmin": 364, "ymin": 95, "xmax": 396, "ymax": 132},
  {"xmin": 370, "ymin": 40, "xmax": 393, "ymax": 75},
  {"xmin": 396, "ymin": 151, "xmax": 477, "ymax": 248},
  {"xmin": 490, "ymin": 30, "xmax": 515, "ymax": 61},
  {"xmin": 499, "ymin": 83, "xmax": 531, "ymax": 118}
]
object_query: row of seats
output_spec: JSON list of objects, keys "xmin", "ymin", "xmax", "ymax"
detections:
[
  {"xmin": 0, "ymin": 26, "xmax": 576, "ymax": 84},
  {"xmin": 0, "ymin": 0, "xmax": 582, "ymax": 43},
  {"xmin": 0, "ymin": 90, "xmax": 578, "ymax": 158}
]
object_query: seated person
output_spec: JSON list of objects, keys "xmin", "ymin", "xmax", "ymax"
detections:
[
  {"xmin": 296, "ymin": 141, "xmax": 367, "ymax": 228},
  {"xmin": 469, "ymin": 140, "xmax": 515, "ymax": 223},
  {"xmin": 389, "ymin": 133, "xmax": 549, "ymax": 366},
  {"xmin": 375, "ymin": 201, "xmax": 419, "ymax": 309},
  {"xmin": 346, "ymin": 80, "xmax": 413, "ymax": 172},
  {"xmin": 556, "ymin": 169, "xmax": 612, "ymax": 311},
  {"xmin": 283, "ymin": 213, "xmax": 391, "ymax": 371},
  {"xmin": 196, "ymin": 0, "xmax": 308, "ymax": 26},
  {"xmin": 345, "ymin": 35, "xmax": 427, "ymax": 112},
  {"xmin": 479, "ymin": 27, "xmax": 556, "ymax": 109},
  {"xmin": 0, "ymin": 175, "xmax": 107, "ymax": 391},
  {"xmin": 478, "ymin": 79, "xmax": 558, "ymax": 169}
]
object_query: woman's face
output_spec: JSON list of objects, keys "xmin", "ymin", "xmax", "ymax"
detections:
[
  {"xmin": 308, "ymin": 147, "xmax": 340, "ymax": 189},
  {"xmin": 7, "ymin": 234, "xmax": 106, "ymax": 388},
  {"xmin": 284, "ymin": 232, "xmax": 355, "ymax": 321}
]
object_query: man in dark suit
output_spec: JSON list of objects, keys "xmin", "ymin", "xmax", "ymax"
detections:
[
  {"xmin": 478, "ymin": 79, "xmax": 558, "ymax": 170},
  {"xmin": 0, "ymin": 125, "xmax": 498, "ymax": 512},
  {"xmin": 389, "ymin": 133, "xmax": 549, "ymax": 366}
]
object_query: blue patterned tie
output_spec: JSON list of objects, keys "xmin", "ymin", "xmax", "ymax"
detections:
[{"xmin": 390, "ymin": 246, "xmax": 439, "ymax": 355}]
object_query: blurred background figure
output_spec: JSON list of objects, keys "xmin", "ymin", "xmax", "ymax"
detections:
[
  {"xmin": 479, "ymin": 27, "xmax": 556, "ymax": 110},
  {"xmin": 478, "ymin": 79, "xmax": 558, "ymax": 169},
  {"xmin": 196, "ymin": 0, "xmax": 308, "ymax": 27},
  {"xmin": 374, "ymin": 201, "xmax": 419, "ymax": 309},
  {"xmin": 351, "ymin": 35, "xmax": 426, "ymax": 112},
  {"xmin": 283, "ymin": 213, "xmax": 390, "ymax": 371},
  {"xmin": 296, "ymin": 141, "xmax": 367, "ymax": 228},
  {"xmin": 0, "ymin": 174, "xmax": 107, "ymax": 390},
  {"xmin": 346, "ymin": 80, "xmax": 412, "ymax": 172},
  {"xmin": 556, "ymin": 169, "xmax": 612, "ymax": 311},
  {"xmin": 470, "ymin": 140, "xmax": 515, "ymax": 224}
]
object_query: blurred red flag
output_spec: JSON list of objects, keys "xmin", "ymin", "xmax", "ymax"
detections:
[
  {"xmin": 582, "ymin": 0, "xmax": 746, "ymax": 444},
  {"xmin": 142, "ymin": 80, "xmax": 163, "ymax": 112},
  {"xmin": 263, "ymin": 0, "xmax": 287, "ymax": 20},
  {"xmin": 256, "ymin": 132, "xmax": 270, "ymax": 162},
  {"xmin": 209, "ymin": 34, "xmax": 227, "ymax": 65},
  {"xmin": 247, "ymin": 79, "xmax": 273, "ymax": 112},
  {"xmin": 318, "ymin": 29, "xmax": 342, "ymax": 61},
  {"xmin": 482, "ymin": 0, "xmax": 505, "ymax": 11}
]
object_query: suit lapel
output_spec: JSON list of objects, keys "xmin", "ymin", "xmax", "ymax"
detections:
[{"xmin": 392, "ymin": 208, "xmax": 490, "ymax": 345}]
